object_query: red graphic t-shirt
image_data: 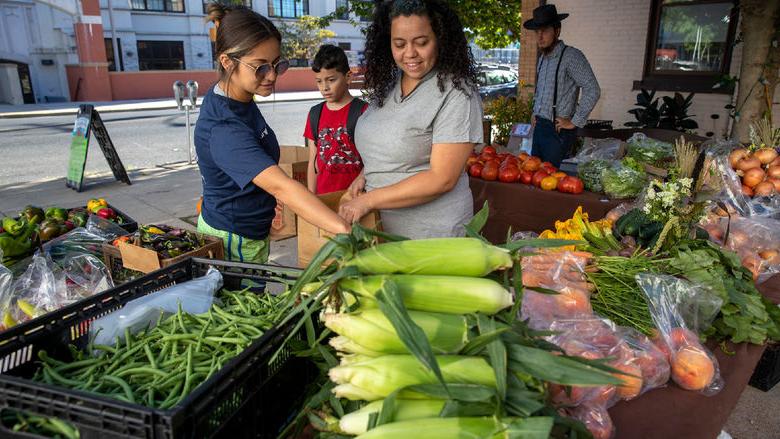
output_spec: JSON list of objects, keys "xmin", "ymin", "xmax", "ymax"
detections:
[{"xmin": 303, "ymin": 100, "xmax": 367, "ymax": 194}]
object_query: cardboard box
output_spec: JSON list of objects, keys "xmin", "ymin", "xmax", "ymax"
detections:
[
  {"xmin": 270, "ymin": 145, "xmax": 310, "ymax": 241},
  {"xmin": 297, "ymin": 190, "xmax": 380, "ymax": 268},
  {"xmin": 103, "ymin": 233, "xmax": 225, "ymax": 274}
]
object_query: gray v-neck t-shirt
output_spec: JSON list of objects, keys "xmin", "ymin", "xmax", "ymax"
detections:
[{"xmin": 354, "ymin": 71, "xmax": 483, "ymax": 239}]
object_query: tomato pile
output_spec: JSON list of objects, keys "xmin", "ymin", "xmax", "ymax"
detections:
[{"xmin": 467, "ymin": 146, "xmax": 585, "ymax": 194}]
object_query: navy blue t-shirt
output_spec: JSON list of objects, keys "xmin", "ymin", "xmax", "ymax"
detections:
[{"xmin": 194, "ymin": 85, "xmax": 280, "ymax": 240}]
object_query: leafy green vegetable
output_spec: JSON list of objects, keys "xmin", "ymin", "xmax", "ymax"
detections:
[
  {"xmin": 577, "ymin": 159, "xmax": 611, "ymax": 193},
  {"xmin": 601, "ymin": 162, "xmax": 648, "ymax": 199},
  {"xmin": 627, "ymin": 136, "xmax": 673, "ymax": 164},
  {"xmin": 668, "ymin": 240, "xmax": 780, "ymax": 344}
]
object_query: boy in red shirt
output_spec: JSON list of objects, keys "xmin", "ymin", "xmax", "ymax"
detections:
[{"xmin": 304, "ymin": 45, "xmax": 367, "ymax": 194}]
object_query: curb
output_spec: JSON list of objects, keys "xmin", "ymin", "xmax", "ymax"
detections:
[{"xmin": 0, "ymin": 90, "xmax": 362, "ymax": 119}]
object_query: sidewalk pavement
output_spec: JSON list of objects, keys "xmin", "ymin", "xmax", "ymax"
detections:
[
  {"xmin": 0, "ymin": 163, "xmax": 298, "ymax": 266},
  {"xmin": 0, "ymin": 89, "xmax": 363, "ymax": 119}
]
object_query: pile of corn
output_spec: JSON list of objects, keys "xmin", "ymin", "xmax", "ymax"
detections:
[{"xmin": 322, "ymin": 237, "xmax": 524, "ymax": 437}]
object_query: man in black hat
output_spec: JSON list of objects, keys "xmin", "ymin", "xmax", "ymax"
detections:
[{"xmin": 524, "ymin": 4, "xmax": 600, "ymax": 167}]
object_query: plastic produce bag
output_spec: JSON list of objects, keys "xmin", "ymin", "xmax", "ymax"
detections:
[
  {"xmin": 626, "ymin": 133, "xmax": 673, "ymax": 164},
  {"xmin": 601, "ymin": 161, "xmax": 648, "ymax": 199},
  {"xmin": 700, "ymin": 216, "xmax": 780, "ymax": 284},
  {"xmin": 578, "ymin": 159, "xmax": 613, "ymax": 193},
  {"xmin": 10, "ymin": 254, "xmax": 65, "ymax": 321},
  {"xmin": 573, "ymin": 138, "xmax": 624, "ymax": 163},
  {"xmin": 714, "ymin": 154, "xmax": 780, "ymax": 219},
  {"xmin": 42, "ymin": 227, "xmax": 109, "ymax": 264},
  {"xmin": 566, "ymin": 404, "xmax": 615, "ymax": 439},
  {"xmin": 61, "ymin": 254, "xmax": 113, "ymax": 300},
  {"xmin": 90, "ymin": 267, "xmax": 223, "ymax": 346},
  {"xmin": 85, "ymin": 215, "xmax": 131, "ymax": 241},
  {"xmin": 637, "ymin": 274, "xmax": 724, "ymax": 395},
  {"xmin": 617, "ymin": 327, "xmax": 671, "ymax": 394}
]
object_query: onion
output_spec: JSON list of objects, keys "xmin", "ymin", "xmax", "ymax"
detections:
[
  {"xmin": 771, "ymin": 157, "xmax": 780, "ymax": 168},
  {"xmin": 767, "ymin": 165, "xmax": 780, "ymax": 179},
  {"xmin": 737, "ymin": 156, "xmax": 762, "ymax": 172},
  {"xmin": 729, "ymin": 148, "xmax": 749, "ymax": 169},
  {"xmin": 759, "ymin": 249, "xmax": 779, "ymax": 261},
  {"xmin": 769, "ymin": 177, "xmax": 780, "ymax": 193},
  {"xmin": 704, "ymin": 224, "xmax": 723, "ymax": 241},
  {"xmin": 754, "ymin": 181, "xmax": 776, "ymax": 196},
  {"xmin": 755, "ymin": 148, "xmax": 779, "ymax": 165},
  {"xmin": 743, "ymin": 167, "xmax": 766, "ymax": 188},
  {"xmin": 742, "ymin": 185, "xmax": 754, "ymax": 197}
]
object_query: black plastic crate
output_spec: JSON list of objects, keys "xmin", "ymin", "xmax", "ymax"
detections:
[
  {"xmin": 0, "ymin": 258, "xmax": 315, "ymax": 439},
  {"xmin": 750, "ymin": 343, "xmax": 780, "ymax": 392}
]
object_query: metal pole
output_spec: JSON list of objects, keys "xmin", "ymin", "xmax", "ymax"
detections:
[{"xmin": 185, "ymin": 104, "xmax": 193, "ymax": 164}]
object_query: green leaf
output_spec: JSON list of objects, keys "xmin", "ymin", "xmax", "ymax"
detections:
[
  {"xmin": 461, "ymin": 327, "xmax": 510, "ymax": 356},
  {"xmin": 507, "ymin": 345, "xmax": 622, "ymax": 386},
  {"xmin": 509, "ymin": 259, "xmax": 524, "ymax": 323},
  {"xmin": 376, "ymin": 390, "xmax": 398, "ymax": 427},
  {"xmin": 406, "ymin": 383, "xmax": 496, "ymax": 402},
  {"xmin": 505, "ymin": 416, "xmax": 554, "ymax": 439},
  {"xmin": 479, "ymin": 315, "xmax": 507, "ymax": 401},
  {"xmin": 466, "ymin": 201, "xmax": 490, "ymax": 234},
  {"xmin": 502, "ymin": 239, "xmax": 584, "ymax": 252},
  {"xmin": 375, "ymin": 279, "xmax": 449, "ymax": 394},
  {"xmin": 439, "ymin": 400, "xmax": 496, "ymax": 418}
]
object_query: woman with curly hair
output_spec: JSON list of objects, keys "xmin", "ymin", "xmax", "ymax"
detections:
[{"xmin": 338, "ymin": 0, "xmax": 483, "ymax": 239}]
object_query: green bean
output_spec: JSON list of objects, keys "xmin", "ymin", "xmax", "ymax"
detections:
[{"xmin": 102, "ymin": 375, "xmax": 135, "ymax": 403}]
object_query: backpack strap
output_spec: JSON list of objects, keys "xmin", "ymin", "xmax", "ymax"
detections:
[
  {"xmin": 308, "ymin": 102, "xmax": 325, "ymax": 146},
  {"xmin": 346, "ymin": 98, "xmax": 367, "ymax": 141}
]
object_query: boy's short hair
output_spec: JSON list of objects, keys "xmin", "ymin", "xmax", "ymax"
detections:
[{"xmin": 312, "ymin": 44, "xmax": 350, "ymax": 74}]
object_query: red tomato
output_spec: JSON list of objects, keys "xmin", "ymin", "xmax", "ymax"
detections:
[
  {"xmin": 482, "ymin": 145, "xmax": 497, "ymax": 155},
  {"xmin": 481, "ymin": 164, "xmax": 499, "ymax": 181},
  {"xmin": 499, "ymin": 166, "xmax": 520, "ymax": 183},
  {"xmin": 466, "ymin": 156, "xmax": 479, "ymax": 167},
  {"xmin": 569, "ymin": 177, "xmax": 584, "ymax": 194},
  {"xmin": 519, "ymin": 170, "xmax": 534, "ymax": 184},
  {"xmin": 532, "ymin": 169, "xmax": 550, "ymax": 187},
  {"xmin": 518, "ymin": 152, "xmax": 530, "ymax": 162},
  {"xmin": 468, "ymin": 163, "xmax": 484, "ymax": 177},
  {"xmin": 551, "ymin": 171, "xmax": 568, "ymax": 179},
  {"xmin": 542, "ymin": 164, "xmax": 558, "ymax": 174},
  {"xmin": 523, "ymin": 157, "xmax": 542, "ymax": 172}
]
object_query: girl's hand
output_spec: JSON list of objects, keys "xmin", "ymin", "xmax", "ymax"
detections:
[{"xmin": 339, "ymin": 195, "xmax": 372, "ymax": 224}]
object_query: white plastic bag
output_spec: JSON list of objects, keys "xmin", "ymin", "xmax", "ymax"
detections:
[{"xmin": 90, "ymin": 267, "xmax": 223, "ymax": 346}]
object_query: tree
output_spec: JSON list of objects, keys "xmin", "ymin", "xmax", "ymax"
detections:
[
  {"xmin": 278, "ymin": 16, "xmax": 336, "ymax": 65},
  {"xmin": 329, "ymin": 0, "xmax": 522, "ymax": 49},
  {"xmin": 731, "ymin": 0, "xmax": 780, "ymax": 142}
]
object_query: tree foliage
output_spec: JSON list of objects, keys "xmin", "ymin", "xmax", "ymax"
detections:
[
  {"xmin": 278, "ymin": 15, "xmax": 336, "ymax": 63},
  {"xmin": 329, "ymin": 0, "xmax": 522, "ymax": 49}
]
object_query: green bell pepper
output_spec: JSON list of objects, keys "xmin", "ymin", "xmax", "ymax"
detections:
[
  {"xmin": 44, "ymin": 207, "xmax": 68, "ymax": 222},
  {"xmin": 68, "ymin": 210, "xmax": 88, "ymax": 228},
  {"xmin": 20, "ymin": 206, "xmax": 45, "ymax": 225},
  {"xmin": 1, "ymin": 217, "xmax": 28, "ymax": 237},
  {"xmin": 0, "ymin": 223, "xmax": 36, "ymax": 262}
]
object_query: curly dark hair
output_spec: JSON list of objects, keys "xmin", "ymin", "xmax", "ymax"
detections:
[{"xmin": 363, "ymin": 0, "xmax": 478, "ymax": 107}]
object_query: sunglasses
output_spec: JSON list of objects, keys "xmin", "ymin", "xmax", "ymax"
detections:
[{"xmin": 233, "ymin": 57, "xmax": 290, "ymax": 80}]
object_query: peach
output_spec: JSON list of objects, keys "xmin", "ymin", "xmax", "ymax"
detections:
[
  {"xmin": 613, "ymin": 363, "xmax": 643, "ymax": 400},
  {"xmin": 671, "ymin": 346, "xmax": 715, "ymax": 391}
]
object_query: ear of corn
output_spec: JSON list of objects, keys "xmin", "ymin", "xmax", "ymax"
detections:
[
  {"xmin": 339, "ymin": 275, "xmax": 513, "ymax": 315},
  {"xmin": 333, "ymin": 383, "xmax": 384, "ymax": 401},
  {"xmin": 330, "ymin": 336, "xmax": 386, "ymax": 357},
  {"xmin": 339, "ymin": 399, "xmax": 446, "ymax": 435},
  {"xmin": 345, "ymin": 238, "xmax": 513, "ymax": 277},
  {"xmin": 324, "ymin": 309, "xmax": 468, "ymax": 355},
  {"xmin": 329, "ymin": 354, "xmax": 496, "ymax": 400},
  {"xmin": 355, "ymin": 416, "xmax": 511, "ymax": 439}
]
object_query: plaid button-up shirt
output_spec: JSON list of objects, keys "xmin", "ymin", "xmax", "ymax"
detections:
[{"xmin": 532, "ymin": 40, "xmax": 600, "ymax": 128}]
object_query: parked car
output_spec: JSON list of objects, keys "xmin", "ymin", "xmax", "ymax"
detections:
[{"xmin": 478, "ymin": 65, "xmax": 518, "ymax": 101}]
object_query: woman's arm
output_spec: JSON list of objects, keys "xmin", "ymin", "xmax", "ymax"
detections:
[
  {"xmin": 306, "ymin": 139, "xmax": 317, "ymax": 193},
  {"xmin": 253, "ymin": 166, "xmax": 350, "ymax": 234},
  {"xmin": 339, "ymin": 142, "xmax": 473, "ymax": 223}
]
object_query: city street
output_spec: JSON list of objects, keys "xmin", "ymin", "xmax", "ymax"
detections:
[{"xmin": 0, "ymin": 99, "xmax": 317, "ymax": 186}]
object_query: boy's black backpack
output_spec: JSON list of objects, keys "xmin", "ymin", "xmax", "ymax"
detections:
[{"xmin": 308, "ymin": 98, "xmax": 367, "ymax": 147}]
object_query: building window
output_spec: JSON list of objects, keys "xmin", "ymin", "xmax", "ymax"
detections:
[
  {"xmin": 267, "ymin": 0, "xmax": 308, "ymax": 18},
  {"xmin": 336, "ymin": 0, "xmax": 349, "ymax": 20},
  {"xmin": 638, "ymin": 0, "xmax": 738, "ymax": 93},
  {"xmin": 137, "ymin": 40, "xmax": 185, "ymax": 70},
  {"xmin": 131, "ymin": 0, "xmax": 185, "ymax": 13},
  {"xmin": 104, "ymin": 38, "xmax": 124, "ymax": 71},
  {"xmin": 202, "ymin": 0, "xmax": 251, "ymax": 14}
]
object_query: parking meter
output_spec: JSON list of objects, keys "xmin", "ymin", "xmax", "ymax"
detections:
[
  {"xmin": 172, "ymin": 81, "xmax": 185, "ymax": 110},
  {"xmin": 186, "ymin": 81, "xmax": 199, "ymax": 108}
]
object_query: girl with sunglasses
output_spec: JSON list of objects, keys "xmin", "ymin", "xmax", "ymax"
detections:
[{"xmin": 196, "ymin": 3, "xmax": 349, "ymax": 263}]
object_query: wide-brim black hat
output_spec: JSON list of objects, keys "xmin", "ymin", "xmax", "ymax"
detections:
[{"xmin": 523, "ymin": 4, "xmax": 569, "ymax": 30}]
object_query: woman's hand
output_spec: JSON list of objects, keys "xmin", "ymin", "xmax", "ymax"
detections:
[
  {"xmin": 339, "ymin": 194, "xmax": 373, "ymax": 224},
  {"xmin": 347, "ymin": 172, "xmax": 366, "ymax": 199}
]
